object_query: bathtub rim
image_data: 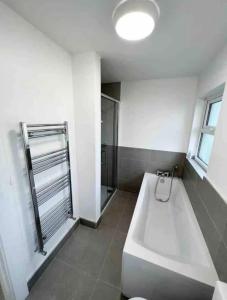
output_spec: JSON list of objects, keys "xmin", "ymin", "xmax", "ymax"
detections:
[{"xmin": 123, "ymin": 172, "xmax": 219, "ymax": 287}]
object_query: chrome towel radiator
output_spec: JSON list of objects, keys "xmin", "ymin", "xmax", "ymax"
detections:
[{"xmin": 20, "ymin": 122, "xmax": 75, "ymax": 255}]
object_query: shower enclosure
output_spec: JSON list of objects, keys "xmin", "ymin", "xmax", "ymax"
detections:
[{"xmin": 101, "ymin": 94, "xmax": 118, "ymax": 210}]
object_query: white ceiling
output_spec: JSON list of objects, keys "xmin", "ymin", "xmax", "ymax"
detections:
[{"xmin": 3, "ymin": 0, "xmax": 227, "ymax": 82}]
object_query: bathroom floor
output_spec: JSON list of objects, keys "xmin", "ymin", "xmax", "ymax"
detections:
[
  {"xmin": 28, "ymin": 191, "xmax": 137, "ymax": 300},
  {"xmin": 0, "ymin": 284, "xmax": 4, "ymax": 300}
]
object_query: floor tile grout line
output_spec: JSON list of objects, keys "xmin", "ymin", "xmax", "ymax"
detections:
[
  {"xmin": 29, "ymin": 192, "xmax": 135, "ymax": 299},
  {"xmin": 88, "ymin": 278, "xmax": 99, "ymax": 300},
  {"xmin": 96, "ymin": 223, "xmax": 119, "ymax": 281},
  {"xmin": 97, "ymin": 195, "xmax": 126, "ymax": 278},
  {"xmin": 90, "ymin": 219, "xmax": 124, "ymax": 298},
  {"xmin": 115, "ymin": 195, "xmax": 135, "ymax": 234},
  {"xmin": 56, "ymin": 194, "xmax": 126, "ymax": 281},
  {"xmin": 55, "ymin": 256, "xmax": 100, "ymax": 282},
  {"xmin": 88, "ymin": 277, "xmax": 122, "ymax": 300},
  {"xmin": 88, "ymin": 193, "xmax": 128, "ymax": 299},
  {"xmin": 97, "ymin": 278, "xmax": 122, "ymax": 291},
  {"xmin": 55, "ymin": 222, "xmax": 115, "ymax": 277},
  {"xmin": 56, "ymin": 240, "xmax": 117, "ymax": 300},
  {"xmin": 96, "ymin": 194, "xmax": 129, "ymax": 290}
]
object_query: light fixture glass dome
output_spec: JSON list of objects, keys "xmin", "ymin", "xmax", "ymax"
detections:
[{"xmin": 113, "ymin": 0, "xmax": 160, "ymax": 41}]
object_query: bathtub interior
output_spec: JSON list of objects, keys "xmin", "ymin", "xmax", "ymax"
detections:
[{"xmin": 132, "ymin": 173, "xmax": 211, "ymax": 267}]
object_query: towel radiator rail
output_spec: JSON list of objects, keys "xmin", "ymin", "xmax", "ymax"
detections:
[{"xmin": 20, "ymin": 122, "xmax": 75, "ymax": 255}]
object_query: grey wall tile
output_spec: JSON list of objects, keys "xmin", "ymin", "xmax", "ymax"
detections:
[
  {"xmin": 118, "ymin": 146, "xmax": 186, "ymax": 193},
  {"xmin": 184, "ymin": 175, "xmax": 221, "ymax": 261},
  {"xmin": 151, "ymin": 150, "xmax": 185, "ymax": 165},
  {"xmin": 118, "ymin": 176, "xmax": 143, "ymax": 193},
  {"xmin": 195, "ymin": 204, "xmax": 221, "ymax": 261},
  {"xmin": 214, "ymin": 241, "xmax": 227, "ymax": 282},
  {"xmin": 150, "ymin": 160, "xmax": 184, "ymax": 177},
  {"xmin": 184, "ymin": 172, "xmax": 202, "ymax": 210},
  {"xmin": 182, "ymin": 166, "xmax": 191, "ymax": 186},
  {"xmin": 118, "ymin": 158, "xmax": 151, "ymax": 179},
  {"xmin": 118, "ymin": 146, "xmax": 151, "ymax": 161},
  {"xmin": 183, "ymin": 160, "xmax": 227, "ymax": 282},
  {"xmin": 184, "ymin": 160, "xmax": 201, "ymax": 189},
  {"xmin": 198, "ymin": 178, "xmax": 227, "ymax": 238},
  {"xmin": 223, "ymin": 224, "xmax": 227, "ymax": 248}
]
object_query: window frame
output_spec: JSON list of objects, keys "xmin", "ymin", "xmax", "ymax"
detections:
[{"xmin": 195, "ymin": 96, "xmax": 222, "ymax": 170}]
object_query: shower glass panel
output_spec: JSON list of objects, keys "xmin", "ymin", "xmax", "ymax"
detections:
[{"xmin": 101, "ymin": 95, "xmax": 118, "ymax": 210}]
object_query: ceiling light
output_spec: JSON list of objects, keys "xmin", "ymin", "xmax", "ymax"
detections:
[{"xmin": 113, "ymin": 0, "xmax": 160, "ymax": 41}]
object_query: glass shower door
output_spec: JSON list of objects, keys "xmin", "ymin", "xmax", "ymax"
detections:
[{"xmin": 101, "ymin": 96, "xmax": 118, "ymax": 210}]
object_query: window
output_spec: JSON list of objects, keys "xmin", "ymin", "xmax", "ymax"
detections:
[{"xmin": 196, "ymin": 97, "xmax": 222, "ymax": 169}]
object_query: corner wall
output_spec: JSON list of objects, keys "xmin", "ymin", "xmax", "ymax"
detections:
[
  {"xmin": 0, "ymin": 3, "xmax": 79, "ymax": 299},
  {"xmin": 72, "ymin": 52, "xmax": 101, "ymax": 223},
  {"xmin": 118, "ymin": 77, "xmax": 198, "ymax": 192}
]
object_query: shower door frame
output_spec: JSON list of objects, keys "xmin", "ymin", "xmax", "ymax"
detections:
[{"xmin": 101, "ymin": 93, "xmax": 119, "ymax": 211}]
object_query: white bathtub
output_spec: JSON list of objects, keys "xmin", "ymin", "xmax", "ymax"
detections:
[{"xmin": 122, "ymin": 173, "xmax": 218, "ymax": 300}]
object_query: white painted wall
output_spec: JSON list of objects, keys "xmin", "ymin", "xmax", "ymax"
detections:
[
  {"xmin": 0, "ymin": 235, "xmax": 15, "ymax": 300},
  {"xmin": 119, "ymin": 77, "xmax": 198, "ymax": 153},
  {"xmin": 72, "ymin": 52, "xmax": 101, "ymax": 222},
  {"xmin": 197, "ymin": 43, "xmax": 227, "ymax": 201},
  {"xmin": 0, "ymin": 3, "xmax": 79, "ymax": 299}
]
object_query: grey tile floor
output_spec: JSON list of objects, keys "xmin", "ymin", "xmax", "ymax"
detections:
[
  {"xmin": 0, "ymin": 283, "xmax": 5, "ymax": 300},
  {"xmin": 28, "ymin": 191, "xmax": 137, "ymax": 300}
]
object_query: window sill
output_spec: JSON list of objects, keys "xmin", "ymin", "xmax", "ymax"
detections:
[{"xmin": 186, "ymin": 157, "xmax": 206, "ymax": 179}]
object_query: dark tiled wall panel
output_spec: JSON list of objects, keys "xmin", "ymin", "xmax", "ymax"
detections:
[
  {"xmin": 117, "ymin": 146, "xmax": 186, "ymax": 193},
  {"xmin": 101, "ymin": 82, "xmax": 121, "ymax": 101},
  {"xmin": 183, "ymin": 160, "xmax": 227, "ymax": 282}
]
